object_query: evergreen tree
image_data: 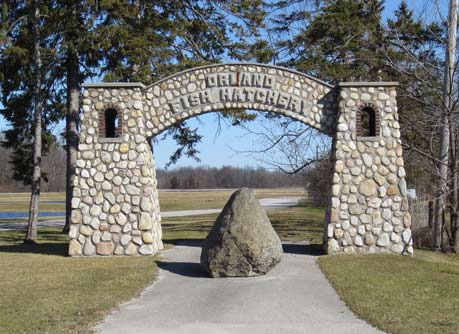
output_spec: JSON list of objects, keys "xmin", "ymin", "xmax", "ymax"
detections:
[{"xmin": 274, "ymin": 0, "xmax": 387, "ymax": 82}]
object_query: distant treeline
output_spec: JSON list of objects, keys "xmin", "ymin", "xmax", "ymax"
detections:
[
  {"xmin": 0, "ymin": 142, "xmax": 304, "ymax": 192},
  {"xmin": 0, "ymin": 141, "xmax": 66, "ymax": 192},
  {"xmin": 156, "ymin": 166, "xmax": 304, "ymax": 189}
]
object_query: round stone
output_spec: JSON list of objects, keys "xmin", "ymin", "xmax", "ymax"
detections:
[
  {"xmin": 376, "ymin": 234, "xmax": 389, "ymax": 247},
  {"xmin": 113, "ymin": 176, "xmax": 122, "ymax": 186},
  {"xmin": 374, "ymin": 174, "xmax": 386, "ymax": 186},
  {"xmin": 349, "ymin": 204, "xmax": 364, "ymax": 215},
  {"xmin": 335, "ymin": 161, "xmax": 344, "ymax": 173},
  {"xmin": 142, "ymin": 232, "xmax": 154, "ymax": 244},
  {"xmin": 94, "ymin": 172, "xmax": 104, "ymax": 182},
  {"xmin": 96, "ymin": 242, "xmax": 114, "ymax": 255},
  {"xmin": 383, "ymin": 222, "xmax": 393, "ymax": 232},
  {"xmin": 362, "ymin": 154, "xmax": 372, "ymax": 167},
  {"xmin": 139, "ymin": 213, "xmax": 152, "ymax": 230},
  {"xmin": 354, "ymin": 236, "xmax": 363, "ymax": 247},
  {"xmin": 360, "ymin": 214, "xmax": 371, "ymax": 224},
  {"xmin": 126, "ymin": 185, "xmax": 141, "ymax": 196},
  {"xmin": 140, "ymin": 198, "xmax": 151, "ymax": 212},
  {"xmin": 398, "ymin": 167, "xmax": 406, "ymax": 178},
  {"xmin": 369, "ymin": 198, "xmax": 382, "ymax": 208},
  {"xmin": 114, "ymin": 246, "xmax": 124, "ymax": 255},
  {"xmin": 334, "ymin": 229, "xmax": 344, "ymax": 238},
  {"xmin": 69, "ymin": 239, "xmax": 82, "ymax": 256},
  {"xmin": 350, "ymin": 167, "xmax": 361, "ymax": 176},
  {"xmin": 387, "ymin": 186, "xmax": 398, "ymax": 196},
  {"xmin": 391, "ymin": 244, "xmax": 404, "ymax": 253},
  {"xmin": 83, "ymin": 239, "xmax": 96, "ymax": 256},
  {"xmin": 110, "ymin": 204, "xmax": 121, "ymax": 214},
  {"xmin": 390, "ymin": 232, "xmax": 400, "ymax": 243},
  {"xmin": 364, "ymin": 234, "xmax": 375, "ymax": 246},
  {"xmin": 139, "ymin": 245, "xmax": 154, "ymax": 255},
  {"xmin": 120, "ymin": 234, "xmax": 131, "ymax": 246},
  {"xmin": 402, "ymin": 229, "xmax": 412, "ymax": 243},
  {"xmin": 124, "ymin": 242, "xmax": 137, "ymax": 255},
  {"xmin": 338, "ymin": 123, "xmax": 348, "ymax": 132},
  {"xmin": 101, "ymin": 231, "xmax": 112, "ymax": 242},
  {"xmin": 116, "ymin": 213, "xmax": 127, "ymax": 225},
  {"xmin": 359, "ymin": 180, "xmax": 377, "ymax": 197},
  {"xmin": 399, "ymin": 179, "xmax": 407, "ymax": 196},
  {"xmin": 119, "ymin": 143, "xmax": 129, "ymax": 153},
  {"xmin": 90, "ymin": 205, "xmax": 101, "ymax": 217}
]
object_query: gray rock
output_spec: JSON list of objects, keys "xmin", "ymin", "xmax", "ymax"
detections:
[
  {"xmin": 376, "ymin": 234, "xmax": 389, "ymax": 247},
  {"xmin": 359, "ymin": 180, "xmax": 377, "ymax": 197},
  {"xmin": 200, "ymin": 188, "xmax": 283, "ymax": 277},
  {"xmin": 349, "ymin": 204, "xmax": 364, "ymax": 215},
  {"xmin": 139, "ymin": 245, "xmax": 153, "ymax": 255},
  {"xmin": 83, "ymin": 239, "xmax": 96, "ymax": 256},
  {"xmin": 402, "ymin": 229, "xmax": 412, "ymax": 243}
]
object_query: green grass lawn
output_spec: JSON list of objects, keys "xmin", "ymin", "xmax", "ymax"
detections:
[
  {"xmin": 0, "ymin": 228, "xmax": 158, "ymax": 334},
  {"xmin": 319, "ymin": 250, "xmax": 459, "ymax": 334}
]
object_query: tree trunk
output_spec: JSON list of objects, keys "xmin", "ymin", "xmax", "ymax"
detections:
[
  {"xmin": 63, "ymin": 43, "xmax": 79, "ymax": 233},
  {"xmin": 433, "ymin": 0, "xmax": 457, "ymax": 250},
  {"xmin": 451, "ymin": 111, "xmax": 459, "ymax": 252},
  {"xmin": 24, "ymin": 0, "xmax": 42, "ymax": 244}
]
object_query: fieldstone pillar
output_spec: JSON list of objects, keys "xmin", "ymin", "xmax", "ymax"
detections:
[
  {"xmin": 325, "ymin": 82, "xmax": 413, "ymax": 255},
  {"xmin": 68, "ymin": 83, "xmax": 163, "ymax": 256}
]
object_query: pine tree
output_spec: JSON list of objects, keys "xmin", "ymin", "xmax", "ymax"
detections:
[
  {"xmin": 0, "ymin": 1, "xmax": 60, "ymax": 242},
  {"xmin": 274, "ymin": 0, "xmax": 386, "ymax": 83}
]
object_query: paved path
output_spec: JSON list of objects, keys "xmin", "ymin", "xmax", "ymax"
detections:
[
  {"xmin": 96, "ymin": 243, "xmax": 384, "ymax": 334},
  {"xmin": 162, "ymin": 197, "xmax": 301, "ymax": 217},
  {"xmin": 0, "ymin": 197, "xmax": 301, "ymax": 230}
]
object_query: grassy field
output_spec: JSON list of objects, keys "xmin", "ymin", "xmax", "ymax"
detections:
[
  {"xmin": 0, "ymin": 188, "xmax": 304, "ymax": 213},
  {"xmin": 0, "ymin": 228, "xmax": 157, "ymax": 334},
  {"xmin": 319, "ymin": 250, "xmax": 459, "ymax": 334}
]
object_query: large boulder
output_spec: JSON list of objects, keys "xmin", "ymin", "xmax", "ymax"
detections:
[{"xmin": 200, "ymin": 188, "xmax": 283, "ymax": 277}]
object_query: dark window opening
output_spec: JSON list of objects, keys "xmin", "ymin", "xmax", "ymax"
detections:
[
  {"xmin": 105, "ymin": 108, "xmax": 119, "ymax": 138},
  {"xmin": 360, "ymin": 107, "xmax": 376, "ymax": 137}
]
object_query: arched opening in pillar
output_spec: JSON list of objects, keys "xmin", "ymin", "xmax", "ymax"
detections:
[
  {"xmin": 104, "ymin": 108, "xmax": 120, "ymax": 138},
  {"xmin": 357, "ymin": 105, "xmax": 379, "ymax": 137}
]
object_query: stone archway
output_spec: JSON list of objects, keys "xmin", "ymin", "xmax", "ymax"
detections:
[{"xmin": 69, "ymin": 63, "xmax": 413, "ymax": 257}]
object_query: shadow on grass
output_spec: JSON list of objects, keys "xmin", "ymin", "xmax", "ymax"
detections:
[
  {"xmin": 0, "ymin": 228, "xmax": 68, "ymax": 256},
  {"xmin": 0, "ymin": 242, "xmax": 68, "ymax": 256}
]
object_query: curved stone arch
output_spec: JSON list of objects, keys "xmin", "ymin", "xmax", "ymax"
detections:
[
  {"xmin": 70, "ymin": 65, "xmax": 413, "ymax": 258},
  {"xmin": 142, "ymin": 63, "xmax": 338, "ymax": 137}
]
